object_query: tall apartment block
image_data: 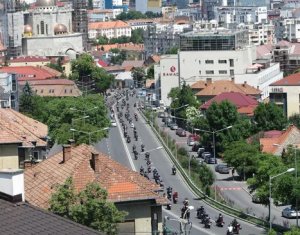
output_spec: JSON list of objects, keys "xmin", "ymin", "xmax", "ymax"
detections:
[
  {"xmin": 2, "ymin": 0, "xmax": 23, "ymax": 58},
  {"xmin": 72, "ymin": 0, "xmax": 88, "ymax": 51}
]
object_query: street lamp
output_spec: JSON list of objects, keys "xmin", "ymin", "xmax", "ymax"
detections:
[
  {"xmin": 169, "ymin": 104, "xmax": 189, "ymax": 124},
  {"xmin": 70, "ymin": 127, "xmax": 109, "ymax": 145},
  {"xmin": 273, "ymin": 143, "xmax": 299, "ymax": 227},
  {"xmin": 269, "ymin": 168, "xmax": 295, "ymax": 231},
  {"xmin": 194, "ymin": 125, "xmax": 233, "ymax": 200},
  {"xmin": 70, "ymin": 106, "xmax": 98, "ymax": 125},
  {"xmin": 71, "ymin": 115, "xmax": 89, "ymax": 126}
]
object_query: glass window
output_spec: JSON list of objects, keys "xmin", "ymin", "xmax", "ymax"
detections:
[
  {"xmin": 205, "ymin": 60, "xmax": 214, "ymax": 64},
  {"xmin": 206, "ymin": 70, "xmax": 214, "ymax": 74},
  {"xmin": 229, "ymin": 59, "xmax": 234, "ymax": 67},
  {"xmin": 219, "ymin": 70, "xmax": 227, "ymax": 74},
  {"xmin": 218, "ymin": 60, "xmax": 227, "ymax": 64},
  {"xmin": 230, "ymin": 69, "xmax": 234, "ymax": 75},
  {"xmin": 41, "ymin": 21, "xmax": 44, "ymax": 34}
]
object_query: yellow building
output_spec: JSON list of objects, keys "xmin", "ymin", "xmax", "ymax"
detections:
[{"xmin": 0, "ymin": 109, "xmax": 48, "ymax": 169}]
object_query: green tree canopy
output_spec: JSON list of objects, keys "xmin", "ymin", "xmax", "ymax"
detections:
[
  {"xmin": 253, "ymin": 102, "xmax": 287, "ymax": 132},
  {"xmin": 165, "ymin": 46, "xmax": 179, "ymax": 54},
  {"xmin": 23, "ymin": 95, "xmax": 110, "ymax": 145},
  {"xmin": 289, "ymin": 114, "xmax": 300, "ymax": 129},
  {"xmin": 146, "ymin": 64, "xmax": 154, "ymax": 79},
  {"xmin": 19, "ymin": 82, "xmax": 35, "ymax": 114},
  {"xmin": 70, "ymin": 53, "xmax": 114, "ymax": 93},
  {"xmin": 132, "ymin": 67, "xmax": 146, "ymax": 82},
  {"xmin": 50, "ymin": 178, "xmax": 127, "ymax": 235}
]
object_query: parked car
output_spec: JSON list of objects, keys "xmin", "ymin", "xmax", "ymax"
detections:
[
  {"xmin": 205, "ymin": 155, "xmax": 217, "ymax": 164},
  {"xmin": 191, "ymin": 143, "xmax": 200, "ymax": 152},
  {"xmin": 111, "ymin": 120, "xmax": 117, "ymax": 127},
  {"xmin": 170, "ymin": 123, "xmax": 178, "ymax": 130},
  {"xmin": 215, "ymin": 164, "xmax": 229, "ymax": 174},
  {"xmin": 197, "ymin": 147, "xmax": 205, "ymax": 157},
  {"xmin": 282, "ymin": 207, "xmax": 300, "ymax": 218},
  {"xmin": 187, "ymin": 136, "xmax": 195, "ymax": 146},
  {"xmin": 201, "ymin": 152, "xmax": 211, "ymax": 159},
  {"xmin": 251, "ymin": 194, "xmax": 262, "ymax": 204},
  {"xmin": 176, "ymin": 128, "xmax": 187, "ymax": 137},
  {"xmin": 158, "ymin": 112, "xmax": 165, "ymax": 118}
]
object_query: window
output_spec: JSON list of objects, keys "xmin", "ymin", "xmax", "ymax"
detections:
[
  {"xmin": 33, "ymin": 151, "xmax": 39, "ymax": 160},
  {"xmin": 199, "ymin": 70, "xmax": 201, "ymax": 74},
  {"xmin": 229, "ymin": 59, "xmax": 234, "ymax": 67},
  {"xmin": 205, "ymin": 60, "xmax": 214, "ymax": 64},
  {"xmin": 199, "ymin": 60, "xmax": 201, "ymax": 64},
  {"xmin": 70, "ymin": 89, "xmax": 72, "ymax": 93},
  {"xmin": 218, "ymin": 60, "xmax": 227, "ymax": 64},
  {"xmin": 206, "ymin": 70, "xmax": 214, "ymax": 74},
  {"xmin": 219, "ymin": 70, "xmax": 227, "ymax": 74},
  {"xmin": 64, "ymin": 89, "xmax": 67, "ymax": 93},
  {"xmin": 41, "ymin": 89, "xmax": 43, "ymax": 93},
  {"xmin": 40, "ymin": 21, "xmax": 44, "ymax": 34},
  {"xmin": 46, "ymin": 24, "xmax": 48, "ymax": 34},
  {"xmin": 49, "ymin": 89, "xmax": 51, "ymax": 93},
  {"xmin": 230, "ymin": 69, "xmax": 234, "ymax": 75},
  {"xmin": 37, "ymin": 25, "xmax": 39, "ymax": 34}
]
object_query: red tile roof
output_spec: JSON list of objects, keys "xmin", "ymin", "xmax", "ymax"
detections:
[
  {"xmin": 19, "ymin": 79, "xmax": 75, "ymax": 86},
  {"xmin": 0, "ymin": 66, "xmax": 61, "ymax": 81},
  {"xmin": 200, "ymin": 92, "xmax": 258, "ymax": 114},
  {"xmin": 271, "ymin": 72, "xmax": 300, "ymax": 86},
  {"xmin": 9, "ymin": 56, "xmax": 50, "ymax": 63},
  {"xmin": 25, "ymin": 145, "xmax": 166, "ymax": 209},
  {"xmin": 0, "ymin": 109, "xmax": 48, "ymax": 146},
  {"xmin": 97, "ymin": 60, "xmax": 108, "ymax": 67},
  {"xmin": 89, "ymin": 20, "xmax": 130, "ymax": 30},
  {"xmin": 260, "ymin": 125, "xmax": 300, "ymax": 154}
]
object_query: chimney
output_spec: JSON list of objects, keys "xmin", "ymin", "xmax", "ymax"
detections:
[
  {"xmin": 68, "ymin": 139, "xmax": 75, "ymax": 147},
  {"xmin": 63, "ymin": 144, "xmax": 71, "ymax": 163},
  {"xmin": 91, "ymin": 152, "xmax": 100, "ymax": 173},
  {"xmin": 243, "ymin": 81, "xmax": 247, "ymax": 87},
  {"xmin": 231, "ymin": 77, "xmax": 235, "ymax": 82},
  {"xmin": 0, "ymin": 169, "xmax": 25, "ymax": 203}
]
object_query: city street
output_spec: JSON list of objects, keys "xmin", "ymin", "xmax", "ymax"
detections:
[
  {"xmin": 97, "ymin": 91, "xmax": 266, "ymax": 235},
  {"xmin": 155, "ymin": 113, "xmax": 294, "ymax": 228}
]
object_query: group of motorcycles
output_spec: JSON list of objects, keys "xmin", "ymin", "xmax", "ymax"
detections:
[
  {"xmin": 113, "ymin": 89, "xmax": 242, "ymax": 235},
  {"xmin": 196, "ymin": 206, "xmax": 241, "ymax": 234}
]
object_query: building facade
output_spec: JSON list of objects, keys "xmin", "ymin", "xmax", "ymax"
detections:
[
  {"xmin": 0, "ymin": 72, "xmax": 18, "ymax": 109},
  {"xmin": 22, "ymin": 0, "xmax": 83, "ymax": 56},
  {"xmin": 72, "ymin": 0, "xmax": 88, "ymax": 51},
  {"xmin": 88, "ymin": 20, "xmax": 131, "ymax": 39}
]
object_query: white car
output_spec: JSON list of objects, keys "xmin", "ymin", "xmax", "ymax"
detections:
[
  {"xmin": 111, "ymin": 120, "xmax": 117, "ymax": 127},
  {"xmin": 282, "ymin": 207, "xmax": 300, "ymax": 218}
]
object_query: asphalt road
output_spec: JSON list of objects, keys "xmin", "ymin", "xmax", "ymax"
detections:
[
  {"xmin": 155, "ymin": 112, "xmax": 294, "ymax": 228},
  {"xmin": 98, "ymin": 90, "xmax": 266, "ymax": 235}
]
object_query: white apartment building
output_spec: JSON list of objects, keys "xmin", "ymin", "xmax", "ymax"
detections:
[
  {"xmin": 247, "ymin": 23, "xmax": 275, "ymax": 45},
  {"xmin": 214, "ymin": 6, "xmax": 267, "ymax": 25},
  {"xmin": 135, "ymin": 0, "xmax": 162, "ymax": 14},
  {"xmin": 93, "ymin": 0, "xmax": 105, "ymax": 9},
  {"xmin": 283, "ymin": 18, "xmax": 300, "ymax": 42},
  {"xmin": 88, "ymin": 20, "xmax": 131, "ymax": 39},
  {"xmin": 177, "ymin": 29, "xmax": 282, "ymax": 100},
  {"xmin": 154, "ymin": 55, "xmax": 179, "ymax": 107}
]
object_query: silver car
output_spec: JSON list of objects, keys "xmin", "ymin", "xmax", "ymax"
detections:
[{"xmin": 282, "ymin": 207, "xmax": 300, "ymax": 218}]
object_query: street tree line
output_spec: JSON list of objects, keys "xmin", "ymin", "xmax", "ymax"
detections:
[{"xmin": 168, "ymin": 84, "xmax": 300, "ymax": 209}]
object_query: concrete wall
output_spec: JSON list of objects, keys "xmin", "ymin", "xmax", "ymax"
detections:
[
  {"xmin": 0, "ymin": 144, "xmax": 19, "ymax": 169},
  {"xmin": 23, "ymin": 34, "xmax": 83, "ymax": 56}
]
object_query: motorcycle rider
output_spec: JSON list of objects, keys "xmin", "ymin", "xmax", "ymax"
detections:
[
  {"xmin": 172, "ymin": 191, "xmax": 178, "ymax": 204},
  {"xmin": 132, "ymin": 144, "xmax": 136, "ymax": 152},
  {"xmin": 141, "ymin": 144, "xmax": 145, "ymax": 152},
  {"xmin": 204, "ymin": 215, "xmax": 211, "ymax": 228},
  {"xmin": 172, "ymin": 165, "xmax": 176, "ymax": 175},
  {"xmin": 140, "ymin": 166, "xmax": 144, "ymax": 175},
  {"xmin": 197, "ymin": 206, "xmax": 205, "ymax": 218},
  {"xmin": 216, "ymin": 213, "xmax": 224, "ymax": 226}
]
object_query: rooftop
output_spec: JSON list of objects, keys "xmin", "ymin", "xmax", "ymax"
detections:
[
  {"xmin": 0, "ymin": 108, "xmax": 48, "ymax": 147},
  {"xmin": 25, "ymin": 144, "xmax": 166, "ymax": 209},
  {"xmin": 9, "ymin": 56, "xmax": 50, "ymax": 63},
  {"xmin": 0, "ymin": 66, "xmax": 61, "ymax": 81},
  {"xmin": 181, "ymin": 28, "xmax": 247, "ymax": 37},
  {"xmin": 89, "ymin": 20, "xmax": 129, "ymax": 30},
  {"xmin": 270, "ymin": 72, "xmax": 300, "ymax": 86},
  {"xmin": 0, "ymin": 198, "xmax": 102, "ymax": 235},
  {"xmin": 122, "ymin": 60, "xmax": 144, "ymax": 68},
  {"xmin": 195, "ymin": 80, "xmax": 261, "ymax": 97}
]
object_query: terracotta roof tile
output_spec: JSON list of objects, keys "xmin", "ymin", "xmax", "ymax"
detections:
[
  {"xmin": 260, "ymin": 125, "xmax": 300, "ymax": 154},
  {"xmin": 9, "ymin": 56, "xmax": 50, "ymax": 63},
  {"xmin": 271, "ymin": 72, "xmax": 300, "ymax": 86},
  {"xmin": 0, "ymin": 66, "xmax": 61, "ymax": 81},
  {"xmin": 191, "ymin": 80, "xmax": 206, "ymax": 89},
  {"xmin": 195, "ymin": 80, "xmax": 261, "ymax": 97},
  {"xmin": 122, "ymin": 60, "xmax": 144, "ymax": 68},
  {"xmin": 89, "ymin": 20, "xmax": 130, "ymax": 30},
  {"xmin": 0, "ymin": 109, "xmax": 47, "ymax": 146},
  {"xmin": 25, "ymin": 145, "xmax": 166, "ymax": 209}
]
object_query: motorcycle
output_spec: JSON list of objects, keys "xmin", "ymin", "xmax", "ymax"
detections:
[
  {"xmin": 204, "ymin": 218, "xmax": 212, "ymax": 229},
  {"xmin": 227, "ymin": 225, "xmax": 233, "ymax": 235},
  {"xmin": 216, "ymin": 218, "xmax": 225, "ymax": 227},
  {"xmin": 172, "ymin": 167, "xmax": 176, "ymax": 175},
  {"xmin": 233, "ymin": 224, "xmax": 241, "ymax": 234},
  {"xmin": 141, "ymin": 145, "xmax": 145, "ymax": 152},
  {"xmin": 166, "ymin": 203, "xmax": 172, "ymax": 210},
  {"xmin": 172, "ymin": 192, "xmax": 178, "ymax": 204},
  {"xmin": 127, "ymin": 136, "xmax": 131, "ymax": 143},
  {"xmin": 134, "ymin": 151, "xmax": 138, "ymax": 160}
]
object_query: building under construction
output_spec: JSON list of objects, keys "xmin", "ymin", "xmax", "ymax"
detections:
[
  {"xmin": 2, "ymin": 0, "xmax": 23, "ymax": 58},
  {"xmin": 72, "ymin": 0, "xmax": 88, "ymax": 51}
]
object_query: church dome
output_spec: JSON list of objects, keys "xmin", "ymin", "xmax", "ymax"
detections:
[
  {"xmin": 35, "ymin": 0, "xmax": 56, "ymax": 7},
  {"xmin": 54, "ymin": 24, "xmax": 68, "ymax": 34},
  {"xmin": 24, "ymin": 25, "xmax": 32, "ymax": 34}
]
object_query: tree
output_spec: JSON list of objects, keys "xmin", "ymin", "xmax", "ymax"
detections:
[
  {"xmin": 132, "ymin": 67, "xmax": 146, "ymax": 82},
  {"xmin": 70, "ymin": 53, "xmax": 114, "ymax": 93},
  {"xmin": 223, "ymin": 141, "xmax": 260, "ymax": 179},
  {"xmin": 49, "ymin": 178, "xmax": 127, "ymax": 235},
  {"xmin": 146, "ymin": 64, "xmax": 154, "ymax": 79},
  {"xmin": 284, "ymin": 227, "xmax": 300, "ymax": 235},
  {"xmin": 97, "ymin": 36, "xmax": 109, "ymax": 45},
  {"xmin": 130, "ymin": 28, "xmax": 144, "ymax": 43},
  {"xmin": 19, "ymin": 82, "xmax": 35, "ymax": 114},
  {"xmin": 165, "ymin": 46, "xmax": 179, "ymax": 54},
  {"xmin": 253, "ymin": 102, "xmax": 287, "ymax": 132},
  {"xmin": 289, "ymin": 114, "xmax": 300, "ymax": 129}
]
